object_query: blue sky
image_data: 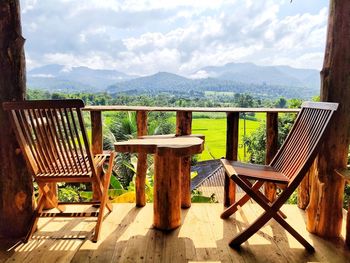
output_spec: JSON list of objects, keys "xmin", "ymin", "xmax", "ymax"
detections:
[{"xmin": 20, "ymin": 0, "xmax": 329, "ymax": 77}]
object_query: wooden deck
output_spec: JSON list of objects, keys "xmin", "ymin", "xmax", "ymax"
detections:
[{"xmin": 1, "ymin": 203, "xmax": 349, "ymax": 263}]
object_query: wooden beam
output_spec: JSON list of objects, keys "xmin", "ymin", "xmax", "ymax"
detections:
[
  {"xmin": 335, "ymin": 169, "xmax": 350, "ymax": 247},
  {"xmin": 224, "ymin": 112, "xmax": 239, "ymax": 207},
  {"xmin": 90, "ymin": 111, "xmax": 103, "ymax": 155},
  {"xmin": 0, "ymin": 0, "xmax": 34, "ymax": 238},
  {"xmin": 306, "ymin": 0, "xmax": 350, "ymax": 238},
  {"xmin": 265, "ymin": 112, "xmax": 278, "ymax": 202},
  {"xmin": 136, "ymin": 110, "xmax": 148, "ymax": 207},
  {"xmin": 176, "ymin": 111, "xmax": 192, "ymax": 208}
]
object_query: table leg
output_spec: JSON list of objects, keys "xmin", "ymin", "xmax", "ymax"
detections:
[
  {"xmin": 181, "ymin": 156, "xmax": 191, "ymax": 208},
  {"xmin": 153, "ymin": 150, "xmax": 181, "ymax": 230}
]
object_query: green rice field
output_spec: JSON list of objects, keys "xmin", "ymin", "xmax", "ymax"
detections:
[
  {"xmin": 97, "ymin": 112, "xmax": 266, "ymax": 162},
  {"xmin": 192, "ymin": 116, "xmax": 262, "ymax": 161}
]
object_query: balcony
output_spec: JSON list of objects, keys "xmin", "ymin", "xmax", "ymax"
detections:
[
  {"xmin": 1, "ymin": 105, "xmax": 349, "ymax": 262},
  {"xmin": 0, "ymin": 203, "xmax": 349, "ymax": 262}
]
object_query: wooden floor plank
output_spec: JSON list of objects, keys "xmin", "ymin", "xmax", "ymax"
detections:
[{"xmin": 1, "ymin": 203, "xmax": 349, "ymax": 263}]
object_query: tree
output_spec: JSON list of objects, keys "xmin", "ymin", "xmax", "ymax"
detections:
[
  {"xmin": 0, "ymin": 0, "xmax": 33, "ymax": 237},
  {"xmin": 306, "ymin": 0, "xmax": 350, "ymax": 238}
]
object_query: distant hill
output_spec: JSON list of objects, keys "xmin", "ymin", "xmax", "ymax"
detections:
[
  {"xmin": 107, "ymin": 68, "xmax": 320, "ymax": 99},
  {"xmin": 194, "ymin": 62, "xmax": 320, "ymax": 90},
  {"xmin": 28, "ymin": 64, "xmax": 136, "ymax": 92},
  {"xmin": 107, "ymin": 72, "xmax": 192, "ymax": 93},
  {"xmin": 28, "ymin": 62, "xmax": 320, "ymax": 99}
]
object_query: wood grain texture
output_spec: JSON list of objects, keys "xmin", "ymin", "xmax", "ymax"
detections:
[
  {"xmin": 114, "ymin": 136, "xmax": 204, "ymax": 157},
  {"xmin": 224, "ymin": 112, "xmax": 239, "ymax": 207},
  {"xmin": 306, "ymin": 0, "xmax": 350, "ymax": 238},
  {"xmin": 3, "ymin": 100, "xmax": 115, "ymax": 242},
  {"xmin": 265, "ymin": 112, "xmax": 278, "ymax": 202},
  {"xmin": 0, "ymin": 0, "xmax": 33, "ymax": 238},
  {"xmin": 90, "ymin": 111, "xmax": 103, "ymax": 155},
  {"xmin": 153, "ymin": 152, "xmax": 181, "ymax": 230},
  {"xmin": 136, "ymin": 110, "xmax": 148, "ymax": 207},
  {"xmin": 1, "ymin": 204, "xmax": 349, "ymax": 263},
  {"xmin": 176, "ymin": 111, "xmax": 192, "ymax": 208}
]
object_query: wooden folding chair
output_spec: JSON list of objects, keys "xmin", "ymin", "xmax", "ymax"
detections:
[
  {"xmin": 220, "ymin": 102, "xmax": 338, "ymax": 251},
  {"xmin": 3, "ymin": 99, "xmax": 115, "ymax": 243}
]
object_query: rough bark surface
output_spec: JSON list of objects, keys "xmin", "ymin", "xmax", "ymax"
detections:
[
  {"xmin": 136, "ymin": 110, "xmax": 148, "ymax": 207},
  {"xmin": 306, "ymin": 0, "xmax": 350, "ymax": 238},
  {"xmin": 224, "ymin": 112, "xmax": 238, "ymax": 206},
  {"xmin": 265, "ymin": 112, "xmax": 278, "ymax": 202},
  {"xmin": 176, "ymin": 111, "xmax": 192, "ymax": 208},
  {"xmin": 0, "ymin": 0, "xmax": 33, "ymax": 237},
  {"xmin": 297, "ymin": 163, "xmax": 314, "ymax": 210}
]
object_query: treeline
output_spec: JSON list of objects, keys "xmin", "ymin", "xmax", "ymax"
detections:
[{"xmin": 27, "ymin": 89, "xmax": 299, "ymax": 109}]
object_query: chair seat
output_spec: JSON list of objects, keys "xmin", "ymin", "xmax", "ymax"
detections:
[
  {"xmin": 36, "ymin": 154, "xmax": 110, "ymax": 182},
  {"xmin": 221, "ymin": 160, "xmax": 289, "ymax": 184}
]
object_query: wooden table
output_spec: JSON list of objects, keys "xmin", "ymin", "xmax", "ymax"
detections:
[{"xmin": 115, "ymin": 135, "xmax": 204, "ymax": 230}]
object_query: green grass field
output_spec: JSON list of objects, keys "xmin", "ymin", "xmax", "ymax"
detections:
[
  {"xmin": 192, "ymin": 117, "xmax": 262, "ymax": 161},
  {"xmin": 98, "ymin": 112, "xmax": 265, "ymax": 162}
]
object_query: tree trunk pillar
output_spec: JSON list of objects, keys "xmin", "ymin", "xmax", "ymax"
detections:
[
  {"xmin": 153, "ymin": 150, "xmax": 181, "ymax": 230},
  {"xmin": 265, "ymin": 112, "xmax": 278, "ymax": 202},
  {"xmin": 136, "ymin": 110, "xmax": 148, "ymax": 207},
  {"xmin": 297, "ymin": 162, "xmax": 314, "ymax": 210},
  {"xmin": 176, "ymin": 111, "xmax": 192, "ymax": 208},
  {"xmin": 90, "ymin": 110, "xmax": 103, "ymax": 201},
  {"xmin": 0, "ymin": 0, "xmax": 34, "ymax": 238},
  {"xmin": 91, "ymin": 110, "xmax": 103, "ymax": 155},
  {"xmin": 306, "ymin": 0, "xmax": 350, "ymax": 238},
  {"xmin": 224, "ymin": 112, "xmax": 239, "ymax": 207}
]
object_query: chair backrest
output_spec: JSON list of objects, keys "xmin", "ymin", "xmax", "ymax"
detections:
[
  {"xmin": 271, "ymin": 101, "xmax": 338, "ymax": 186},
  {"xmin": 2, "ymin": 99, "xmax": 95, "ymax": 178}
]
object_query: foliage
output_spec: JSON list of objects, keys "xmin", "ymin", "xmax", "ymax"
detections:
[
  {"xmin": 191, "ymin": 190, "xmax": 218, "ymax": 203},
  {"xmin": 57, "ymin": 183, "xmax": 88, "ymax": 202},
  {"xmin": 243, "ymin": 111, "xmax": 297, "ymax": 165}
]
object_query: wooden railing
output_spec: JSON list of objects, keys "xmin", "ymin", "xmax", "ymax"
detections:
[{"xmin": 83, "ymin": 105, "xmax": 299, "ymax": 208}]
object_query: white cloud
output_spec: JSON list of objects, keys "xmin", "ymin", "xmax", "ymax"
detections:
[{"xmin": 21, "ymin": 0, "xmax": 329, "ymax": 75}]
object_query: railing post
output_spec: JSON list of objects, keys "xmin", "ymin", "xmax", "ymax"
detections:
[
  {"xmin": 265, "ymin": 112, "xmax": 278, "ymax": 202},
  {"xmin": 224, "ymin": 112, "xmax": 239, "ymax": 207},
  {"xmin": 136, "ymin": 110, "xmax": 148, "ymax": 207},
  {"xmin": 90, "ymin": 111, "xmax": 103, "ymax": 155},
  {"xmin": 90, "ymin": 110, "xmax": 103, "ymax": 201},
  {"xmin": 176, "ymin": 111, "xmax": 192, "ymax": 208}
]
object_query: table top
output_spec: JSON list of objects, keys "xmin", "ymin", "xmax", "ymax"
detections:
[{"xmin": 114, "ymin": 135, "xmax": 204, "ymax": 156}]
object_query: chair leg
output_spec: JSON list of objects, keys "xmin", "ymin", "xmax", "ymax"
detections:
[
  {"xmin": 23, "ymin": 194, "xmax": 46, "ymax": 243},
  {"xmin": 229, "ymin": 175, "xmax": 312, "ymax": 251},
  {"xmin": 39, "ymin": 183, "xmax": 65, "ymax": 212},
  {"xmin": 273, "ymin": 214, "xmax": 314, "ymax": 252},
  {"xmin": 92, "ymin": 152, "xmax": 115, "ymax": 242},
  {"xmin": 229, "ymin": 211, "xmax": 272, "ymax": 248},
  {"xmin": 221, "ymin": 181, "xmax": 264, "ymax": 219},
  {"xmin": 221, "ymin": 179, "xmax": 287, "ymax": 220}
]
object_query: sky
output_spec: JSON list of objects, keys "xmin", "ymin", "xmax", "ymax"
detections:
[{"xmin": 20, "ymin": 0, "xmax": 329, "ymax": 77}]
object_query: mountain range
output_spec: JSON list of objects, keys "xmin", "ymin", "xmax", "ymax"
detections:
[{"xmin": 27, "ymin": 62, "xmax": 320, "ymax": 99}]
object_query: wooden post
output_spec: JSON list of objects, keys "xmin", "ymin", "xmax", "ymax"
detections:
[
  {"xmin": 153, "ymin": 150, "xmax": 181, "ymax": 230},
  {"xmin": 306, "ymin": 0, "xmax": 350, "ymax": 238},
  {"xmin": 224, "ymin": 112, "xmax": 239, "ymax": 207},
  {"xmin": 0, "ymin": 0, "xmax": 34, "ymax": 238},
  {"xmin": 136, "ymin": 110, "xmax": 148, "ymax": 207},
  {"xmin": 265, "ymin": 112, "xmax": 278, "ymax": 202},
  {"xmin": 90, "ymin": 111, "xmax": 103, "ymax": 155},
  {"xmin": 90, "ymin": 110, "xmax": 103, "ymax": 201},
  {"xmin": 347, "ymin": 205, "xmax": 350, "ymax": 247},
  {"xmin": 297, "ymin": 163, "xmax": 314, "ymax": 210},
  {"xmin": 176, "ymin": 111, "xmax": 192, "ymax": 208}
]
